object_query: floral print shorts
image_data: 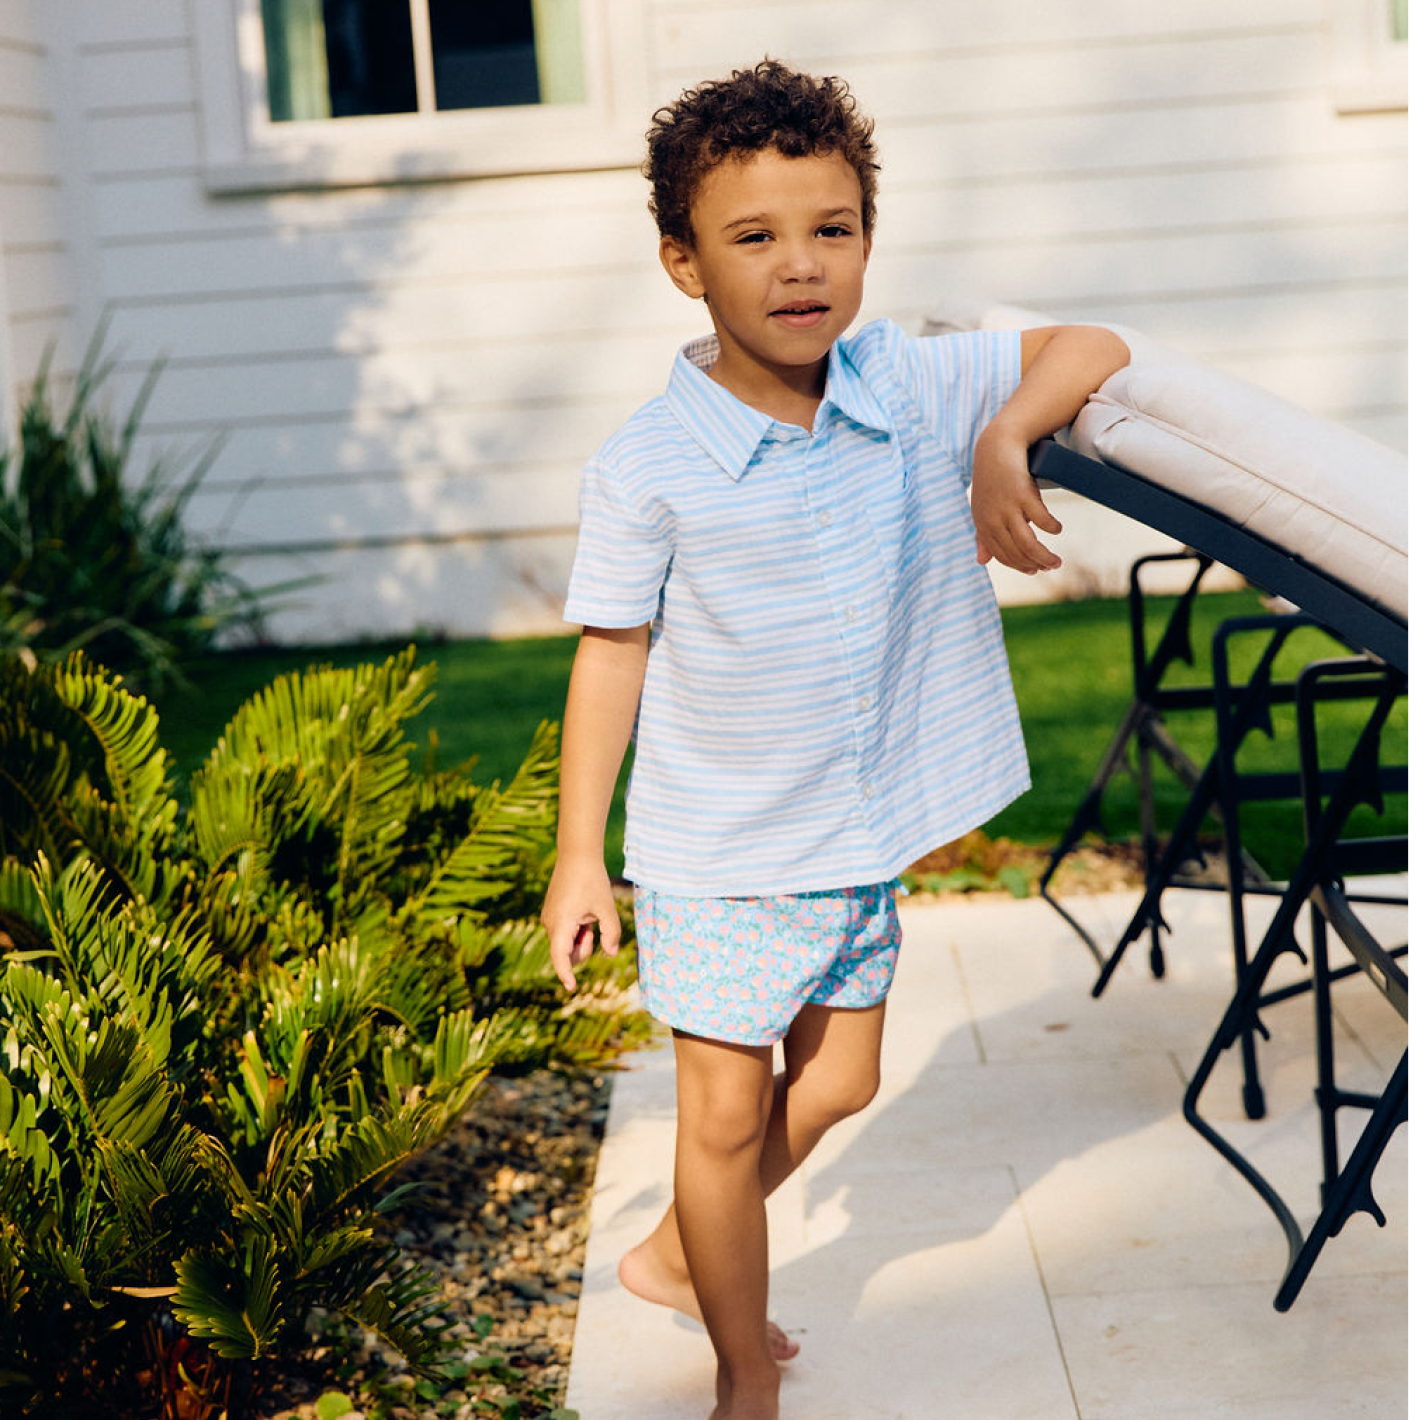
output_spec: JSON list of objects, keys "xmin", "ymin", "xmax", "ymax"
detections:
[{"xmin": 632, "ymin": 881, "xmax": 901, "ymax": 1045}]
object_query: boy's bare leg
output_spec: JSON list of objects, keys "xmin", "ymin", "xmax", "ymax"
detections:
[
  {"xmin": 671, "ymin": 1032, "xmax": 780, "ymax": 1420},
  {"xmin": 620, "ymin": 1003, "xmax": 886, "ymax": 1358}
]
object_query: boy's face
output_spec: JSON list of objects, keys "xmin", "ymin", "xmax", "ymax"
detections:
[{"xmin": 660, "ymin": 147, "xmax": 871, "ymax": 405}]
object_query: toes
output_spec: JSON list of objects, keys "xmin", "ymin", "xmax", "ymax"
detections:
[{"xmin": 767, "ymin": 1320, "xmax": 800, "ymax": 1361}]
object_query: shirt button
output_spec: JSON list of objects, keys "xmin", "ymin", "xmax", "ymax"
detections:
[
  {"xmin": 861, "ymin": 783, "xmax": 875, "ymax": 800},
  {"xmin": 844, "ymin": 604, "xmax": 858, "ymax": 623},
  {"xmin": 817, "ymin": 510, "xmax": 832, "ymax": 528},
  {"xmin": 856, "ymin": 694, "xmax": 871, "ymax": 713}
]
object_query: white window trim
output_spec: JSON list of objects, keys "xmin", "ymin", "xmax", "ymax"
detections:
[
  {"xmin": 1329, "ymin": 0, "xmax": 1407, "ymax": 113},
  {"xmin": 189, "ymin": 0, "xmax": 651, "ymax": 193}
]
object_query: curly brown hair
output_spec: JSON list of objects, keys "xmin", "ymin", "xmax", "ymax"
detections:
[{"xmin": 645, "ymin": 59, "xmax": 879, "ymax": 247}]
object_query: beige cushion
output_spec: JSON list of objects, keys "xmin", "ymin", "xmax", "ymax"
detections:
[
  {"xmin": 924, "ymin": 301, "xmax": 1408, "ymax": 619},
  {"xmin": 1068, "ymin": 364, "xmax": 1408, "ymax": 618}
]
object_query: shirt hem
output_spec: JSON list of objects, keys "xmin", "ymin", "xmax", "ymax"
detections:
[
  {"xmin": 623, "ymin": 775, "xmax": 1031, "ymax": 898},
  {"xmin": 562, "ymin": 602, "xmax": 657, "ymax": 629}
]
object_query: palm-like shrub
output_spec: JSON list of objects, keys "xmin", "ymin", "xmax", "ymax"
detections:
[
  {"xmin": 0, "ymin": 647, "xmax": 641, "ymax": 1416},
  {"xmin": 0, "ymin": 332, "xmax": 277, "ymax": 693}
]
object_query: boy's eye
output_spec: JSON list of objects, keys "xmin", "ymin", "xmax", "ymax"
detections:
[
  {"xmin": 735, "ymin": 231, "xmax": 772, "ymax": 244},
  {"xmin": 818, "ymin": 223, "xmax": 852, "ymax": 238}
]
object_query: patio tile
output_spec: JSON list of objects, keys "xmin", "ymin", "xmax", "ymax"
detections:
[
  {"xmin": 566, "ymin": 889, "xmax": 1408, "ymax": 1420},
  {"xmin": 938, "ymin": 888, "xmax": 1321, "ymax": 1065},
  {"xmin": 1012, "ymin": 1098, "xmax": 1407, "ymax": 1301},
  {"xmin": 1054, "ymin": 1271, "xmax": 1407, "ymax": 1420},
  {"xmin": 772, "ymin": 1182, "xmax": 1076, "ymax": 1420},
  {"xmin": 799, "ymin": 1049, "xmax": 1186, "ymax": 1189}
]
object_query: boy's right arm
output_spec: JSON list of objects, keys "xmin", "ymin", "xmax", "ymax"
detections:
[{"xmin": 541, "ymin": 623, "xmax": 650, "ymax": 991}]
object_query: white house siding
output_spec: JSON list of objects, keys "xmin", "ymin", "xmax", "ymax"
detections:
[
  {"xmin": 7, "ymin": 0, "xmax": 1407, "ymax": 640},
  {"xmin": 0, "ymin": 0, "xmax": 77, "ymax": 432}
]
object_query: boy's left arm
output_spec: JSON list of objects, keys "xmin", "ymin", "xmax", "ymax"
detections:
[{"xmin": 970, "ymin": 325, "xmax": 1130, "ymax": 574}]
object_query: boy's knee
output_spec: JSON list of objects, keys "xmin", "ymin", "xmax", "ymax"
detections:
[
  {"xmin": 833, "ymin": 1069, "xmax": 881, "ymax": 1120},
  {"xmin": 799, "ymin": 1066, "xmax": 880, "ymax": 1125},
  {"xmin": 680, "ymin": 1082, "xmax": 774, "ymax": 1160}
]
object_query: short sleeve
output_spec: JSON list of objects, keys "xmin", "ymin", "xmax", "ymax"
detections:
[
  {"xmin": 563, "ymin": 455, "xmax": 673, "ymax": 628},
  {"xmin": 894, "ymin": 326, "xmax": 1021, "ymax": 485}
]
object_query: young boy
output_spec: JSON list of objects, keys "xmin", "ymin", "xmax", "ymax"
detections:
[{"xmin": 541, "ymin": 60, "xmax": 1128, "ymax": 1420}]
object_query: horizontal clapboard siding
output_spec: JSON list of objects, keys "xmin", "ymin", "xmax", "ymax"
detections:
[
  {"xmin": 2, "ymin": 1, "xmax": 1403, "ymax": 641},
  {"xmin": 0, "ymin": 7, "xmax": 74, "ymax": 387}
]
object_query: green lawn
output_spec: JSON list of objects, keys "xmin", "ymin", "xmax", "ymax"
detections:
[{"xmin": 157, "ymin": 589, "xmax": 1406, "ymax": 879}]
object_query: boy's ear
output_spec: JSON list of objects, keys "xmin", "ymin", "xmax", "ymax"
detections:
[{"xmin": 659, "ymin": 234, "xmax": 705, "ymax": 300}]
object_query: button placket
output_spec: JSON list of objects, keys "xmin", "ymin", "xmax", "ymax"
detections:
[{"xmin": 805, "ymin": 432, "xmax": 885, "ymax": 840}]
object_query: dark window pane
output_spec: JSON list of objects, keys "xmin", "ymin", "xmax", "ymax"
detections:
[
  {"xmin": 429, "ymin": 0, "xmax": 541, "ymax": 110},
  {"xmin": 322, "ymin": 0, "xmax": 418, "ymax": 116}
]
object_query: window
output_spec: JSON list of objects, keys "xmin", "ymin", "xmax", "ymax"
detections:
[
  {"xmin": 1329, "ymin": 0, "xmax": 1407, "ymax": 113},
  {"xmin": 191, "ymin": 0, "xmax": 649, "ymax": 191},
  {"xmin": 260, "ymin": 0, "xmax": 585, "ymax": 122}
]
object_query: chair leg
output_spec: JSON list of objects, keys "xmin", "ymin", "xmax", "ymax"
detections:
[{"xmin": 1274, "ymin": 1051, "xmax": 1407, "ymax": 1312}]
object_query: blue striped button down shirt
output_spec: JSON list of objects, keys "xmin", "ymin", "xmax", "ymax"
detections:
[{"xmin": 564, "ymin": 317, "xmax": 1029, "ymax": 896}]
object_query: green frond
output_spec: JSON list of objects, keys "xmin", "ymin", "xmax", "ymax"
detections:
[
  {"xmin": 201, "ymin": 646, "xmax": 431, "ymax": 773},
  {"xmin": 405, "ymin": 721, "xmax": 560, "ymax": 926},
  {"xmin": 186, "ymin": 756, "xmax": 302, "ymax": 876},
  {"xmin": 364, "ymin": 934, "xmax": 470, "ymax": 1040},
  {"xmin": 0, "ymin": 1078, "xmax": 58, "ymax": 1197},
  {"xmin": 304, "ymin": 1103, "xmax": 443, "ymax": 1224},
  {"xmin": 50, "ymin": 653, "xmax": 175, "ymax": 829},
  {"xmin": 0, "ymin": 1220, "xmax": 31, "ymax": 1325},
  {"xmin": 0, "ymin": 857, "xmax": 48, "ymax": 958},
  {"xmin": 257, "ymin": 938, "xmax": 388, "ymax": 1086},
  {"xmin": 328, "ymin": 1248, "xmax": 453, "ymax": 1374},
  {"xmin": 459, "ymin": 917, "xmax": 551, "ymax": 989},
  {"xmin": 4, "ymin": 958, "xmax": 179, "ymax": 1157},
  {"xmin": 29, "ymin": 854, "xmax": 218, "ymax": 1071},
  {"xmin": 65, "ymin": 782, "xmax": 182, "ymax": 905},
  {"xmin": 172, "ymin": 1233, "xmax": 285, "ymax": 1360},
  {"xmin": 0, "ymin": 719, "xmax": 78, "ymax": 865},
  {"xmin": 191, "ymin": 650, "xmax": 435, "ymax": 926},
  {"xmin": 89, "ymin": 1128, "xmax": 225, "ymax": 1286}
]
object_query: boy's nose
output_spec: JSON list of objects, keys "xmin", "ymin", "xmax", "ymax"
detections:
[{"xmin": 778, "ymin": 241, "xmax": 824, "ymax": 280}]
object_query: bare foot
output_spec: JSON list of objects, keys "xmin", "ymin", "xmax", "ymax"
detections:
[
  {"xmin": 619, "ymin": 1239, "xmax": 801, "ymax": 1361},
  {"xmin": 708, "ymin": 1396, "xmax": 778, "ymax": 1420}
]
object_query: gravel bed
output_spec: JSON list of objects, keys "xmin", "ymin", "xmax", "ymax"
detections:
[{"xmin": 249, "ymin": 1067, "xmax": 612, "ymax": 1420}]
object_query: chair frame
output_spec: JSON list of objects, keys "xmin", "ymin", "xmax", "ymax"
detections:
[{"xmin": 1027, "ymin": 438, "xmax": 1407, "ymax": 1307}]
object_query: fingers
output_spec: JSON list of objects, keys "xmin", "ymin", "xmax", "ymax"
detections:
[
  {"xmin": 597, "ymin": 903, "xmax": 622, "ymax": 957},
  {"xmin": 548, "ymin": 922, "xmax": 582, "ymax": 992},
  {"xmin": 1028, "ymin": 486, "xmax": 1064, "ymax": 537},
  {"xmin": 546, "ymin": 909, "xmax": 620, "ymax": 992},
  {"xmin": 980, "ymin": 512, "xmax": 1061, "ymax": 574},
  {"xmin": 975, "ymin": 489, "xmax": 1063, "ymax": 574}
]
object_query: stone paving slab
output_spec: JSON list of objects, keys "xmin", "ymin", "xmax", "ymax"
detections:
[{"xmin": 564, "ymin": 886, "xmax": 1408, "ymax": 1420}]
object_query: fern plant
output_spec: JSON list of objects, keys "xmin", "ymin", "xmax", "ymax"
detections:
[{"xmin": 0, "ymin": 647, "xmax": 644, "ymax": 1417}]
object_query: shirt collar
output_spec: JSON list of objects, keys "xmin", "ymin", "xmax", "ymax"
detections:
[{"xmin": 666, "ymin": 333, "xmax": 893, "ymax": 482}]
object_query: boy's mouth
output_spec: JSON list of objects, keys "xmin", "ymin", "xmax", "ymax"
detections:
[{"xmin": 770, "ymin": 301, "xmax": 830, "ymax": 327}]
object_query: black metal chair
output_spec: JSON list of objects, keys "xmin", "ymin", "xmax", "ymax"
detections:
[{"xmin": 1028, "ymin": 437, "xmax": 1407, "ymax": 1309}]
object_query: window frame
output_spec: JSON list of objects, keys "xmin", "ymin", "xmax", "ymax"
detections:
[
  {"xmin": 1329, "ymin": 0, "xmax": 1407, "ymax": 113},
  {"xmin": 190, "ymin": 0, "xmax": 651, "ymax": 193}
]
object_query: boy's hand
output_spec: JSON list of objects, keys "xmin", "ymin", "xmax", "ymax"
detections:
[
  {"xmin": 541, "ymin": 853, "xmax": 621, "ymax": 992},
  {"xmin": 970, "ymin": 422, "xmax": 1063, "ymax": 574}
]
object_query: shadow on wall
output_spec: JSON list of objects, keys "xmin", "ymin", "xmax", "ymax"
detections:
[
  {"xmin": 105, "ymin": 154, "xmax": 698, "ymax": 643},
  {"xmin": 84, "ymin": 7, "xmax": 1406, "ymax": 644}
]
